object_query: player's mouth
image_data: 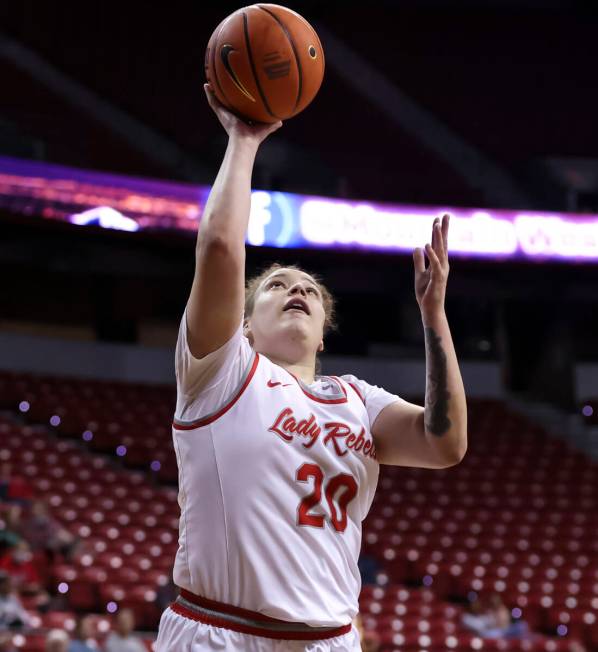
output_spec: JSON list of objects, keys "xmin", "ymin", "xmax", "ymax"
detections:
[{"xmin": 283, "ymin": 298, "xmax": 310, "ymax": 315}]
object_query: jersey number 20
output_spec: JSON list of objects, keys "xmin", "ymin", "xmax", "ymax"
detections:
[{"xmin": 296, "ymin": 462, "xmax": 358, "ymax": 533}]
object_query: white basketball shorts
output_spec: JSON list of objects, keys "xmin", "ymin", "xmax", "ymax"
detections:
[{"xmin": 155, "ymin": 601, "xmax": 362, "ymax": 652}]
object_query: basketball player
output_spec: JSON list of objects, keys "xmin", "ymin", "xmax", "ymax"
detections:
[{"xmin": 155, "ymin": 84, "xmax": 468, "ymax": 651}]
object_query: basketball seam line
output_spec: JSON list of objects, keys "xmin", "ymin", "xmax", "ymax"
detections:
[
  {"xmin": 257, "ymin": 5, "xmax": 303, "ymax": 113},
  {"xmin": 242, "ymin": 11, "xmax": 279, "ymax": 120}
]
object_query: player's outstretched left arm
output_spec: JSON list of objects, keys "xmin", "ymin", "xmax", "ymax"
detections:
[{"xmin": 372, "ymin": 214, "xmax": 468, "ymax": 468}]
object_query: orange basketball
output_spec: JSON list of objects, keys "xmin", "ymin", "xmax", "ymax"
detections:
[{"xmin": 205, "ymin": 4, "xmax": 324, "ymax": 124}]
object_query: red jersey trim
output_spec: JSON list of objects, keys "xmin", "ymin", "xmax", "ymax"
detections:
[
  {"xmin": 173, "ymin": 353, "xmax": 260, "ymax": 430},
  {"xmin": 170, "ymin": 597, "xmax": 352, "ymax": 641},
  {"xmin": 347, "ymin": 381, "xmax": 366, "ymax": 407}
]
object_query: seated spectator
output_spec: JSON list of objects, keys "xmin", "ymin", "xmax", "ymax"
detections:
[
  {"xmin": 46, "ymin": 629, "xmax": 69, "ymax": 652},
  {"xmin": 0, "ymin": 541, "xmax": 41, "ymax": 594},
  {"xmin": 103, "ymin": 609, "xmax": 145, "ymax": 652},
  {"xmin": 462, "ymin": 593, "xmax": 531, "ymax": 639},
  {"xmin": 155, "ymin": 578, "xmax": 177, "ymax": 613},
  {"xmin": 0, "ymin": 572, "xmax": 31, "ymax": 629},
  {"xmin": 0, "ymin": 630, "xmax": 18, "ymax": 652},
  {"xmin": 0, "ymin": 541, "xmax": 49, "ymax": 611},
  {"xmin": 362, "ymin": 628, "xmax": 381, "ymax": 652},
  {"xmin": 486, "ymin": 593, "xmax": 530, "ymax": 639},
  {"xmin": 68, "ymin": 616, "xmax": 98, "ymax": 652},
  {"xmin": 353, "ymin": 613, "xmax": 381, "ymax": 652},
  {"xmin": 358, "ymin": 554, "xmax": 381, "ymax": 585},
  {"xmin": 0, "ymin": 465, "xmax": 33, "ymax": 506},
  {"xmin": 18, "ymin": 501, "xmax": 77, "ymax": 562},
  {"xmin": 462, "ymin": 595, "xmax": 493, "ymax": 634},
  {"xmin": 0, "ymin": 506, "xmax": 22, "ymax": 555}
]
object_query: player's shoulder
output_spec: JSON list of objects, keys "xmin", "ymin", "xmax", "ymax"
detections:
[
  {"xmin": 336, "ymin": 373, "xmax": 398, "ymax": 402},
  {"xmin": 338, "ymin": 373, "xmax": 368, "ymax": 388},
  {"xmin": 338, "ymin": 373, "xmax": 361, "ymax": 384},
  {"xmin": 337, "ymin": 374, "xmax": 368, "ymax": 403}
]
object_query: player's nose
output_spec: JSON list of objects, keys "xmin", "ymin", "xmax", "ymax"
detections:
[{"xmin": 288, "ymin": 283, "xmax": 307, "ymax": 297}]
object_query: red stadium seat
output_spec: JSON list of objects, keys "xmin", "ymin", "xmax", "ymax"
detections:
[
  {"xmin": 2, "ymin": 379, "xmax": 598, "ymax": 642},
  {"xmin": 12, "ymin": 633, "xmax": 46, "ymax": 652},
  {"xmin": 39, "ymin": 611, "xmax": 77, "ymax": 632}
]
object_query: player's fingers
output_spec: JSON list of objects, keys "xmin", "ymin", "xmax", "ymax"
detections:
[
  {"xmin": 441, "ymin": 213, "xmax": 450, "ymax": 254},
  {"xmin": 265, "ymin": 120, "xmax": 283, "ymax": 136},
  {"xmin": 413, "ymin": 247, "xmax": 426, "ymax": 274},
  {"xmin": 425, "ymin": 243, "xmax": 442, "ymax": 274},
  {"xmin": 431, "ymin": 218, "xmax": 438, "ymax": 250},
  {"xmin": 204, "ymin": 82, "xmax": 214, "ymax": 99},
  {"xmin": 204, "ymin": 83, "xmax": 219, "ymax": 110},
  {"xmin": 204, "ymin": 84, "xmax": 230, "ymax": 119},
  {"xmin": 433, "ymin": 219, "xmax": 444, "ymax": 259}
]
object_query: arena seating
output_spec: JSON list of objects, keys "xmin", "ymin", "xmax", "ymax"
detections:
[
  {"xmin": 360, "ymin": 400, "xmax": 598, "ymax": 649},
  {"xmin": 1, "ymin": 8, "xmax": 484, "ymax": 207},
  {"xmin": 4, "ymin": 614, "xmax": 154, "ymax": 651},
  {"xmin": 0, "ymin": 370, "xmax": 178, "ymax": 483},
  {"xmin": 0, "ymin": 414, "xmax": 169, "ymax": 648},
  {"xmin": 1, "ymin": 370, "xmax": 598, "ymax": 651}
]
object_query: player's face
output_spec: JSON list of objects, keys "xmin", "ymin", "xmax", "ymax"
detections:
[{"xmin": 244, "ymin": 268, "xmax": 326, "ymax": 359}]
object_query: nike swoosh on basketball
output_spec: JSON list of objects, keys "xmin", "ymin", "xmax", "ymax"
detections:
[
  {"xmin": 267, "ymin": 380, "xmax": 293, "ymax": 388},
  {"xmin": 221, "ymin": 44, "xmax": 256, "ymax": 102}
]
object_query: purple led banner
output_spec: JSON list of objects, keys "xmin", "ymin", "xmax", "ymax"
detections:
[
  {"xmin": 2, "ymin": 154, "xmax": 598, "ymax": 262},
  {"xmin": 0, "ymin": 155, "xmax": 206, "ymax": 233},
  {"xmin": 290, "ymin": 197, "xmax": 598, "ymax": 260}
]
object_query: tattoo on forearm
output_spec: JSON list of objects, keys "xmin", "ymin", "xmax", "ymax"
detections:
[{"xmin": 424, "ymin": 327, "xmax": 451, "ymax": 436}]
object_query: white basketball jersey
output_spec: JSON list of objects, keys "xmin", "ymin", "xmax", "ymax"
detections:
[{"xmin": 171, "ymin": 313, "xmax": 401, "ymax": 627}]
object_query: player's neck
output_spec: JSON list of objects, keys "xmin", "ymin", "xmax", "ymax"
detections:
[{"xmin": 270, "ymin": 357, "xmax": 316, "ymax": 385}]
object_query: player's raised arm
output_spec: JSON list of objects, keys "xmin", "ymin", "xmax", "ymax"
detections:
[
  {"xmin": 186, "ymin": 84, "xmax": 282, "ymax": 359},
  {"xmin": 372, "ymin": 214, "xmax": 468, "ymax": 468}
]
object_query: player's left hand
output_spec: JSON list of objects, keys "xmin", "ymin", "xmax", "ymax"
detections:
[{"xmin": 413, "ymin": 214, "xmax": 450, "ymax": 322}]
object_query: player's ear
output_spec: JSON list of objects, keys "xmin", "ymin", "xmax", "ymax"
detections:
[
  {"xmin": 243, "ymin": 317, "xmax": 254, "ymax": 345},
  {"xmin": 317, "ymin": 339, "xmax": 324, "ymax": 353}
]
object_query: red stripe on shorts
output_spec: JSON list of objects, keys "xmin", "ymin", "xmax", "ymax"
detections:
[{"xmin": 171, "ymin": 589, "xmax": 352, "ymax": 641}]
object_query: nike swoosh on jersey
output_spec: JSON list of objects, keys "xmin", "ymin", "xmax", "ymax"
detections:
[
  {"xmin": 267, "ymin": 380, "xmax": 293, "ymax": 388},
  {"xmin": 220, "ymin": 44, "xmax": 256, "ymax": 102}
]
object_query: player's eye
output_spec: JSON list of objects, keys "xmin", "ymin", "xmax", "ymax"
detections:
[
  {"xmin": 307, "ymin": 287, "xmax": 317, "ymax": 294},
  {"xmin": 269, "ymin": 280, "xmax": 284, "ymax": 288}
]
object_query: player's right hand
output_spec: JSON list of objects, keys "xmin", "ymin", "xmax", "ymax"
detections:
[{"xmin": 204, "ymin": 83, "xmax": 282, "ymax": 145}]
